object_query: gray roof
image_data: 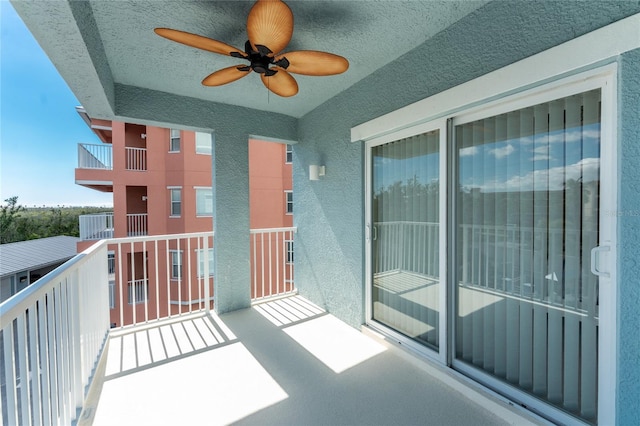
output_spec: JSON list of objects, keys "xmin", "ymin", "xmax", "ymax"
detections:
[{"xmin": 0, "ymin": 236, "xmax": 80, "ymax": 277}]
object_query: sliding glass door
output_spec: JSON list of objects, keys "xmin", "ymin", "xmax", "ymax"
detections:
[
  {"xmin": 366, "ymin": 75, "xmax": 614, "ymax": 424},
  {"xmin": 370, "ymin": 129, "xmax": 442, "ymax": 351},
  {"xmin": 453, "ymin": 89, "xmax": 601, "ymax": 423}
]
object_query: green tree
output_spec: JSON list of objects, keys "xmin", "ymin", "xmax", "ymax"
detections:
[{"xmin": 0, "ymin": 196, "xmax": 25, "ymax": 243}]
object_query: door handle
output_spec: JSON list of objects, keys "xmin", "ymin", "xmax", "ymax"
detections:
[
  {"xmin": 366, "ymin": 224, "xmax": 378, "ymax": 241},
  {"xmin": 590, "ymin": 245, "xmax": 610, "ymax": 278}
]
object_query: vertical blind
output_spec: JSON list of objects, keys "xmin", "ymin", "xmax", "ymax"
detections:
[
  {"xmin": 455, "ymin": 89, "xmax": 601, "ymax": 423},
  {"xmin": 372, "ymin": 130, "xmax": 440, "ymax": 349}
]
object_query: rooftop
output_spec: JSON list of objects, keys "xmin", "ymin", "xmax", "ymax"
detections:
[{"xmin": 0, "ymin": 235, "xmax": 80, "ymax": 276}]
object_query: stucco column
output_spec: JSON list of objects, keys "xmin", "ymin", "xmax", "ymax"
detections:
[{"xmin": 211, "ymin": 129, "xmax": 251, "ymax": 314}]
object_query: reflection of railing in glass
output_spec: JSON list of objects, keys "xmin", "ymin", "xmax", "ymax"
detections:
[
  {"xmin": 373, "ymin": 221, "xmax": 438, "ymax": 278},
  {"xmin": 457, "ymin": 224, "xmax": 598, "ymax": 315}
]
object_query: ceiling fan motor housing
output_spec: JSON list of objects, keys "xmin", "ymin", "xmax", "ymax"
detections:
[{"xmin": 231, "ymin": 41, "xmax": 290, "ymax": 76}]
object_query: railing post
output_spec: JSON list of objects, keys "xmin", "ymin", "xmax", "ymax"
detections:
[{"xmin": 204, "ymin": 235, "xmax": 210, "ymax": 312}]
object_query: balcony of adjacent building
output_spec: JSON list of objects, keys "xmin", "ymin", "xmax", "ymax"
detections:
[
  {"xmin": 0, "ymin": 228, "xmax": 537, "ymax": 426},
  {"xmin": 75, "ymin": 123, "xmax": 148, "ymax": 192}
]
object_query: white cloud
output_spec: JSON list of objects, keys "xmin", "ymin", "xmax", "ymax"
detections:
[
  {"xmin": 459, "ymin": 146, "xmax": 478, "ymax": 157},
  {"xmin": 532, "ymin": 154, "xmax": 551, "ymax": 161},
  {"xmin": 464, "ymin": 157, "xmax": 600, "ymax": 193},
  {"xmin": 547, "ymin": 129, "xmax": 600, "ymax": 144},
  {"xmin": 489, "ymin": 144, "xmax": 515, "ymax": 159}
]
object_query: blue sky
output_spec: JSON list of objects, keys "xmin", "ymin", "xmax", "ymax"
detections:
[{"xmin": 1, "ymin": 2, "xmax": 113, "ymax": 207}]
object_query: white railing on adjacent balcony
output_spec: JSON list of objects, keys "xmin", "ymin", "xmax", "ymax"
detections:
[
  {"xmin": 77, "ymin": 143, "xmax": 112, "ymax": 170},
  {"xmin": 250, "ymin": 227, "xmax": 296, "ymax": 302},
  {"xmin": 0, "ymin": 242, "xmax": 111, "ymax": 425},
  {"xmin": 126, "ymin": 213, "xmax": 148, "ymax": 236},
  {"xmin": 125, "ymin": 147, "xmax": 147, "ymax": 171},
  {"xmin": 79, "ymin": 212, "xmax": 114, "ymax": 240}
]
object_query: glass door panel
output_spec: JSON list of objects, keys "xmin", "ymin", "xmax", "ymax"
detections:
[
  {"xmin": 371, "ymin": 130, "xmax": 440, "ymax": 350},
  {"xmin": 454, "ymin": 89, "xmax": 601, "ymax": 423}
]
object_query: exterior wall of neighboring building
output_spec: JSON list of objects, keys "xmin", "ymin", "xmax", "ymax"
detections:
[
  {"xmin": 76, "ymin": 121, "xmax": 292, "ymax": 327},
  {"xmin": 249, "ymin": 139, "xmax": 293, "ymax": 229}
]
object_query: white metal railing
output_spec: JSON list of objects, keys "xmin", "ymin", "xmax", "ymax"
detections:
[
  {"xmin": 108, "ymin": 232, "xmax": 213, "ymax": 329},
  {"xmin": 250, "ymin": 227, "xmax": 296, "ymax": 302},
  {"xmin": 77, "ymin": 143, "xmax": 112, "ymax": 170},
  {"xmin": 0, "ymin": 242, "xmax": 110, "ymax": 425},
  {"xmin": 79, "ymin": 212, "xmax": 114, "ymax": 240},
  {"xmin": 126, "ymin": 213, "xmax": 148, "ymax": 236},
  {"xmin": 125, "ymin": 147, "xmax": 147, "ymax": 171}
]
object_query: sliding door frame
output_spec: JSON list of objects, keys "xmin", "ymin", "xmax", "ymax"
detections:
[
  {"xmin": 448, "ymin": 67, "xmax": 617, "ymax": 425},
  {"xmin": 363, "ymin": 64, "xmax": 617, "ymax": 425},
  {"xmin": 365, "ymin": 118, "xmax": 448, "ymax": 364}
]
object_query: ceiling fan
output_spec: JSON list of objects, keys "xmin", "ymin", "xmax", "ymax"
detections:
[{"xmin": 155, "ymin": 0, "xmax": 349, "ymax": 97}]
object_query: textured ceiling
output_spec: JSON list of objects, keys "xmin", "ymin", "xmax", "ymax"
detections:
[
  {"xmin": 13, "ymin": 0, "xmax": 489, "ymax": 120},
  {"xmin": 92, "ymin": 0, "xmax": 487, "ymax": 118}
]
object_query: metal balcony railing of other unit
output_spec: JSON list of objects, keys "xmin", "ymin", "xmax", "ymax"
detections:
[
  {"xmin": 77, "ymin": 143, "xmax": 113, "ymax": 170},
  {"xmin": 125, "ymin": 147, "xmax": 147, "ymax": 171},
  {"xmin": 126, "ymin": 214, "xmax": 148, "ymax": 237},
  {"xmin": 79, "ymin": 212, "xmax": 114, "ymax": 240}
]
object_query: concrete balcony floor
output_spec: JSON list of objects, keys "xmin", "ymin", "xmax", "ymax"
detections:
[{"xmin": 79, "ymin": 296, "xmax": 542, "ymax": 426}]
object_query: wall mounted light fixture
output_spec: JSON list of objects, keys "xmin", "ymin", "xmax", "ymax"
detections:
[{"xmin": 309, "ymin": 164, "xmax": 326, "ymax": 181}]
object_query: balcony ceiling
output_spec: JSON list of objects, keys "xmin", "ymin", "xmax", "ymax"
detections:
[{"xmin": 12, "ymin": 0, "xmax": 487, "ymax": 122}]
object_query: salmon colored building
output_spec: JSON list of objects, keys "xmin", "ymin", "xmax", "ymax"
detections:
[{"xmin": 75, "ymin": 108, "xmax": 293, "ymax": 327}]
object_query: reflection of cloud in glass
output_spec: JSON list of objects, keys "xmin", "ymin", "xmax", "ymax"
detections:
[
  {"xmin": 465, "ymin": 157, "xmax": 599, "ymax": 192},
  {"xmin": 532, "ymin": 154, "xmax": 551, "ymax": 161},
  {"xmin": 548, "ymin": 129, "xmax": 600, "ymax": 144},
  {"xmin": 531, "ymin": 145, "xmax": 551, "ymax": 161},
  {"xmin": 489, "ymin": 144, "xmax": 514, "ymax": 159},
  {"xmin": 459, "ymin": 146, "xmax": 478, "ymax": 157}
]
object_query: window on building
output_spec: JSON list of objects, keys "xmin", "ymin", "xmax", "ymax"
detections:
[
  {"xmin": 286, "ymin": 144, "xmax": 293, "ymax": 163},
  {"xmin": 285, "ymin": 240, "xmax": 294, "ymax": 264},
  {"xmin": 170, "ymin": 129, "xmax": 181, "ymax": 152},
  {"xmin": 170, "ymin": 250, "xmax": 183, "ymax": 280},
  {"xmin": 285, "ymin": 190, "xmax": 293, "ymax": 214},
  {"xmin": 127, "ymin": 280, "xmax": 148, "ymax": 304},
  {"xmin": 169, "ymin": 188, "xmax": 181, "ymax": 217},
  {"xmin": 196, "ymin": 187, "xmax": 213, "ymax": 216},
  {"xmin": 197, "ymin": 248, "xmax": 214, "ymax": 278},
  {"xmin": 196, "ymin": 132, "xmax": 212, "ymax": 155},
  {"xmin": 109, "ymin": 280, "xmax": 115, "ymax": 309},
  {"xmin": 107, "ymin": 251, "xmax": 115, "ymax": 275}
]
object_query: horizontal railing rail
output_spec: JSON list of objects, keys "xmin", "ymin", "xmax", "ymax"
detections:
[
  {"xmin": 125, "ymin": 147, "xmax": 147, "ymax": 171},
  {"xmin": 79, "ymin": 212, "xmax": 114, "ymax": 240},
  {"xmin": 250, "ymin": 227, "xmax": 297, "ymax": 302},
  {"xmin": 0, "ymin": 241, "xmax": 111, "ymax": 425},
  {"xmin": 77, "ymin": 143, "xmax": 112, "ymax": 170}
]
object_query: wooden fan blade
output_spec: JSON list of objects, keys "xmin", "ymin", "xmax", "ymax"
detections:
[
  {"xmin": 277, "ymin": 51, "xmax": 349, "ymax": 76},
  {"xmin": 247, "ymin": 0, "xmax": 293, "ymax": 55},
  {"xmin": 260, "ymin": 68, "xmax": 298, "ymax": 97},
  {"xmin": 155, "ymin": 28, "xmax": 244, "ymax": 57},
  {"xmin": 202, "ymin": 66, "xmax": 251, "ymax": 86}
]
